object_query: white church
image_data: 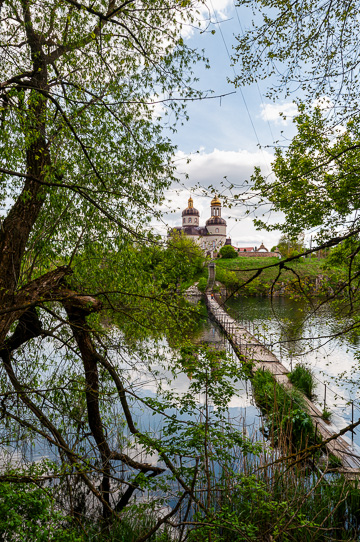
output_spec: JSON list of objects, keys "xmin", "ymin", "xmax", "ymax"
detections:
[{"xmin": 170, "ymin": 195, "xmax": 227, "ymax": 257}]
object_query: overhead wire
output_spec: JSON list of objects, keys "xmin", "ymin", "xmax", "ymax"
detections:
[
  {"xmin": 209, "ymin": 0, "xmax": 272, "ymax": 177},
  {"xmin": 232, "ymin": 0, "xmax": 276, "ymax": 145}
]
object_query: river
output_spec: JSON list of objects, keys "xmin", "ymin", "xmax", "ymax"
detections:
[
  {"xmin": 4, "ymin": 295, "xmax": 360, "ymax": 465},
  {"xmin": 226, "ymin": 295, "xmax": 360, "ymax": 450}
]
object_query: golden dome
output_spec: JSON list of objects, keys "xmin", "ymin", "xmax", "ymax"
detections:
[
  {"xmin": 211, "ymin": 194, "xmax": 221, "ymax": 206},
  {"xmin": 182, "ymin": 196, "xmax": 199, "ymax": 217}
]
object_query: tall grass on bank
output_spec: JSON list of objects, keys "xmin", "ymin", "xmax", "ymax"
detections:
[
  {"xmin": 85, "ymin": 507, "xmax": 173, "ymax": 541},
  {"xmin": 289, "ymin": 363, "xmax": 316, "ymax": 399},
  {"xmin": 187, "ymin": 466, "xmax": 360, "ymax": 541}
]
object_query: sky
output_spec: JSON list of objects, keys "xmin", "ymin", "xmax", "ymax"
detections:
[{"xmin": 152, "ymin": 1, "xmax": 300, "ymax": 249}]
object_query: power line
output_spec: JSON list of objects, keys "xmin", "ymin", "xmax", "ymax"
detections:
[
  {"xmin": 232, "ymin": 0, "xmax": 276, "ymax": 144},
  {"xmin": 209, "ymin": 1, "xmax": 262, "ymax": 147}
]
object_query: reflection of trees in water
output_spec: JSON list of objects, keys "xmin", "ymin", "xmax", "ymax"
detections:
[
  {"xmin": 226, "ymin": 296, "xmax": 353, "ymax": 358},
  {"xmin": 279, "ymin": 317, "xmax": 306, "ymax": 356}
]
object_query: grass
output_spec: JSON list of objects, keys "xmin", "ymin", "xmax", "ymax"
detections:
[
  {"xmin": 86, "ymin": 509, "xmax": 173, "ymax": 541},
  {"xmin": 186, "ymin": 458, "xmax": 360, "ymax": 541},
  {"xmin": 214, "ymin": 256, "xmax": 343, "ymax": 297},
  {"xmin": 322, "ymin": 408, "xmax": 332, "ymax": 422},
  {"xmin": 288, "ymin": 363, "xmax": 316, "ymax": 399},
  {"xmin": 328, "ymin": 453, "xmax": 342, "ymax": 468},
  {"xmin": 251, "ymin": 369, "xmax": 317, "ymax": 450}
]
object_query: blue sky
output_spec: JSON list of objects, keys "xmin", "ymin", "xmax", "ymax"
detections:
[{"xmin": 154, "ymin": 1, "xmax": 300, "ymax": 249}]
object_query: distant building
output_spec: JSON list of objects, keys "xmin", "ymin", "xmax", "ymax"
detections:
[
  {"xmin": 226, "ymin": 239, "xmax": 281, "ymax": 258},
  {"xmin": 238, "ymin": 247, "xmax": 255, "ymax": 253},
  {"xmin": 169, "ymin": 195, "xmax": 227, "ymax": 257},
  {"xmin": 169, "ymin": 196, "xmax": 281, "ymax": 258}
]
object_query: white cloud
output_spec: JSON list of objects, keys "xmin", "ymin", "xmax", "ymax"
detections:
[
  {"xmin": 180, "ymin": 0, "xmax": 233, "ymax": 39},
  {"xmin": 175, "ymin": 147, "xmax": 273, "ymax": 188},
  {"xmin": 312, "ymin": 95, "xmax": 334, "ymax": 110},
  {"xmin": 209, "ymin": 0, "xmax": 233, "ymax": 21},
  {"xmin": 259, "ymin": 102, "xmax": 298, "ymax": 125},
  {"xmin": 152, "ymin": 147, "xmax": 283, "ymax": 249}
]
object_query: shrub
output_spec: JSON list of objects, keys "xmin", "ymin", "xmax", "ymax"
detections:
[
  {"xmin": 219, "ymin": 245, "xmax": 238, "ymax": 259},
  {"xmin": 252, "ymin": 369, "xmax": 316, "ymax": 448},
  {"xmin": 0, "ymin": 482, "xmax": 81, "ymax": 542},
  {"xmin": 197, "ymin": 277, "xmax": 208, "ymax": 292},
  {"xmin": 288, "ymin": 363, "xmax": 315, "ymax": 399}
]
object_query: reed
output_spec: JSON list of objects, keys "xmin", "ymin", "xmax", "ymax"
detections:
[
  {"xmin": 251, "ymin": 369, "xmax": 317, "ymax": 450},
  {"xmin": 289, "ymin": 363, "xmax": 316, "ymax": 399}
]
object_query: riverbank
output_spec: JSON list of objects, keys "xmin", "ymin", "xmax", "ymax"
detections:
[
  {"xmin": 204, "ymin": 292, "xmax": 360, "ymax": 470},
  {"xmin": 214, "ymin": 256, "xmax": 343, "ymax": 297}
]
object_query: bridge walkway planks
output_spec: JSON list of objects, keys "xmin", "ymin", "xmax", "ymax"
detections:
[{"xmin": 204, "ymin": 293, "xmax": 360, "ymax": 471}]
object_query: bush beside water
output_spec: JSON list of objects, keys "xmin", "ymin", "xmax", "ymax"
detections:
[
  {"xmin": 251, "ymin": 369, "xmax": 317, "ymax": 449},
  {"xmin": 289, "ymin": 363, "xmax": 316, "ymax": 399}
]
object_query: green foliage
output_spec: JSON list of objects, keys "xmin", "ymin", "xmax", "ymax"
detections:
[
  {"xmin": 215, "ymin": 257, "xmax": 339, "ymax": 297},
  {"xmin": 289, "ymin": 363, "xmax": 316, "ymax": 399},
  {"xmin": 86, "ymin": 507, "xmax": 172, "ymax": 541},
  {"xmin": 250, "ymin": 107, "xmax": 360, "ymax": 240},
  {"xmin": 219, "ymin": 245, "xmax": 238, "ymax": 259},
  {"xmin": 322, "ymin": 409, "xmax": 332, "ymax": 422},
  {"xmin": 232, "ymin": 1, "xmax": 360, "ymax": 343},
  {"xmin": 0, "ymin": 482, "xmax": 81, "ymax": 542},
  {"xmin": 252, "ymin": 369, "xmax": 316, "ymax": 448},
  {"xmin": 0, "ymin": 0, "xmax": 215, "ymax": 535},
  {"xmin": 164, "ymin": 233, "xmax": 205, "ymax": 289},
  {"xmin": 277, "ymin": 234, "xmax": 305, "ymax": 258},
  {"xmin": 185, "ymin": 468, "xmax": 360, "ymax": 540},
  {"xmin": 324, "ymin": 237, "xmax": 360, "ymax": 271},
  {"xmin": 328, "ymin": 454, "xmax": 342, "ymax": 469},
  {"xmin": 197, "ymin": 277, "xmax": 208, "ymax": 292},
  {"xmin": 70, "ymin": 239, "xmax": 205, "ymax": 343},
  {"xmin": 233, "ymin": 0, "xmax": 360, "ymax": 122}
]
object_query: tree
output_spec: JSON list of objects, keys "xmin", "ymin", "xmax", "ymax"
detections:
[
  {"xmin": 276, "ymin": 234, "xmax": 305, "ymax": 259},
  {"xmin": 232, "ymin": 0, "xmax": 360, "ymax": 246},
  {"xmin": 163, "ymin": 232, "xmax": 205, "ymax": 289},
  {"xmin": 231, "ymin": 1, "xmax": 360, "ymax": 300},
  {"xmin": 233, "ymin": 1, "xmax": 360, "ymax": 120},
  {"xmin": 0, "ymin": 0, "xmax": 211, "ymax": 527},
  {"xmin": 219, "ymin": 244, "xmax": 238, "ymax": 259}
]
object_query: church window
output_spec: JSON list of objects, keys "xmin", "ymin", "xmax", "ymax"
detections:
[
  {"xmin": 183, "ymin": 218, "xmax": 185, "ymax": 224},
  {"xmin": 212, "ymin": 240, "xmax": 216, "ymax": 249},
  {"xmin": 188, "ymin": 217, "xmax": 192, "ymax": 223},
  {"xmin": 194, "ymin": 218, "xmax": 197, "ymax": 223},
  {"xmin": 215, "ymin": 228, "xmax": 219, "ymax": 233}
]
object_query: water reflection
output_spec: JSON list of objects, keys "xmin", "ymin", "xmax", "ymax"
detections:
[
  {"xmin": 1, "ymin": 308, "xmax": 265, "ymax": 467},
  {"xmin": 226, "ymin": 296, "xmax": 360, "ymax": 449}
]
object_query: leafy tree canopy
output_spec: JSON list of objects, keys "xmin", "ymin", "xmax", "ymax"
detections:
[
  {"xmin": 230, "ymin": 1, "xmax": 360, "ymax": 331},
  {"xmin": 234, "ymin": 0, "xmax": 360, "ymax": 116},
  {"xmin": 0, "ymin": 0, "xmax": 217, "ymax": 527},
  {"xmin": 219, "ymin": 244, "xmax": 238, "ymax": 259},
  {"xmin": 233, "ymin": 1, "xmax": 360, "ymax": 252}
]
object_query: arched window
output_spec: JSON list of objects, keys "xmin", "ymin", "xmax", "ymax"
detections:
[
  {"xmin": 194, "ymin": 218, "xmax": 197, "ymax": 223},
  {"xmin": 212, "ymin": 240, "xmax": 216, "ymax": 249},
  {"xmin": 188, "ymin": 217, "xmax": 192, "ymax": 223},
  {"xmin": 183, "ymin": 218, "xmax": 186, "ymax": 224},
  {"xmin": 215, "ymin": 228, "xmax": 219, "ymax": 233}
]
